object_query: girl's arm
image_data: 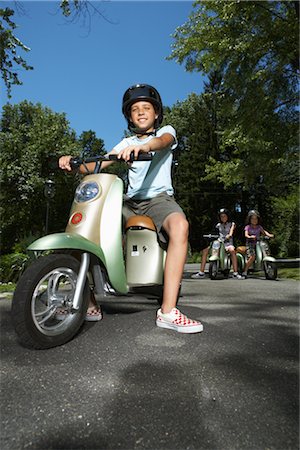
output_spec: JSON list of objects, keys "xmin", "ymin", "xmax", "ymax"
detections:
[
  {"xmin": 262, "ymin": 228, "xmax": 274, "ymax": 238},
  {"xmin": 227, "ymin": 222, "xmax": 236, "ymax": 239}
]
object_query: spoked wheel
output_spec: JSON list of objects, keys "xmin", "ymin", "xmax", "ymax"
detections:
[
  {"xmin": 12, "ymin": 254, "xmax": 90, "ymax": 349},
  {"xmin": 209, "ymin": 261, "xmax": 218, "ymax": 280},
  {"xmin": 263, "ymin": 261, "xmax": 278, "ymax": 280}
]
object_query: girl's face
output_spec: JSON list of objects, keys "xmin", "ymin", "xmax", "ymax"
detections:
[
  {"xmin": 130, "ymin": 101, "xmax": 158, "ymax": 133},
  {"xmin": 220, "ymin": 213, "xmax": 228, "ymax": 223},
  {"xmin": 250, "ymin": 215, "xmax": 259, "ymax": 225}
]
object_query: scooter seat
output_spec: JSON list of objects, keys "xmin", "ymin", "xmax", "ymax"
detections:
[
  {"xmin": 236, "ymin": 246, "xmax": 247, "ymax": 254},
  {"xmin": 125, "ymin": 215, "xmax": 156, "ymax": 232}
]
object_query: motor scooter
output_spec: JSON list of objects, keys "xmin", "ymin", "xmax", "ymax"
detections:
[
  {"xmin": 11, "ymin": 154, "xmax": 172, "ymax": 349},
  {"xmin": 203, "ymin": 234, "xmax": 231, "ymax": 280},
  {"xmin": 236, "ymin": 237, "xmax": 277, "ymax": 280}
]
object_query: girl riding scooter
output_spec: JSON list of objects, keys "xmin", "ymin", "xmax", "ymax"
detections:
[
  {"xmin": 242, "ymin": 210, "xmax": 274, "ymax": 278},
  {"xmin": 215, "ymin": 208, "xmax": 244, "ymax": 279}
]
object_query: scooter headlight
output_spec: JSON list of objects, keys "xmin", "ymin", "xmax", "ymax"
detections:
[{"xmin": 75, "ymin": 182, "xmax": 101, "ymax": 203}]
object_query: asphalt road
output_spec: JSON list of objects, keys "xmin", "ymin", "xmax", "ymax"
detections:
[{"xmin": 1, "ymin": 267, "xmax": 299, "ymax": 450}]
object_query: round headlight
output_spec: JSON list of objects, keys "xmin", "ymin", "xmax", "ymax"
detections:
[{"xmin": 75, "ymin": 182, "xmax": 100, "ymax": 203}]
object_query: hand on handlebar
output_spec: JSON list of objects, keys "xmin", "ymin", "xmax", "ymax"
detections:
[
  {"xmin": 59, "ymin": 155, "xmax": 73, "ymax": 171},
  {"xmin": 117, "ymin": 143, "xmax": 151, "ymax": 162}
]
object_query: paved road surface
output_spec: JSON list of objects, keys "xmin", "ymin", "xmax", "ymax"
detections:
[{"xmin": 1, "ymin": 267, "xmax": 299, "ymax": 450}]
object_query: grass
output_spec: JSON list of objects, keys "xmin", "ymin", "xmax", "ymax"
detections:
[
  {"xmin": 0, "ymin": 283, "xmax": 16, "ymax": 293},
  {"xmin": 277, "ymin": 268, "xmax": 300, "ymax": 281}
]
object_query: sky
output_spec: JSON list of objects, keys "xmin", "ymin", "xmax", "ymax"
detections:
[{"xmin": 0, "ymin": 1, "xmax": 205, "ymax": 151}]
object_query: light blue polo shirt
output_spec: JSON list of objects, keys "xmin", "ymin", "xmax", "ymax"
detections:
[{"xmin": 113, "ymin": 125, "xmax": 178, "ymax": 200}]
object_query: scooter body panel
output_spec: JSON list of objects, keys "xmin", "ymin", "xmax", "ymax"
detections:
[
  {"xmin": 209, "ymin": 240, "xmax": 230, "ymax": 274},
  {"xmin": 30, "ymin": 174, "xmax": 128, "ymax": 294},
  {"xmin": 126, "ymin": 227, "xmax": 165, "ymax": 286}
]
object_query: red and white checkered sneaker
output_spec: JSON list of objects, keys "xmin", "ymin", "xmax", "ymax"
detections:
[{"xmin": 156, "ymin": 308, "xmax": 203, "ymax": 333}]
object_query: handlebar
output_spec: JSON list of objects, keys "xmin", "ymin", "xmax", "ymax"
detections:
[
  {"xmin": 70, "ymin": 153, "xmax": 153, "ymax": 171},
  {"xmin": 203, "ymin": 234, "xmax": 219, "ymax": 240}
]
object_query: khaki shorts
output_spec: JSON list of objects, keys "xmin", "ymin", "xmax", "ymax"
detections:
[{"xmin": 123, "ymin": 191, "xmax": 185, "ymax": 247}]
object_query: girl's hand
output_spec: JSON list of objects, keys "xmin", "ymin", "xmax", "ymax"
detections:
[
  {"xmin": 117, "ymin": 143, "xmax": 151, "ymax": 162},
  {"xmin": 59, "ymin": 155, "xmax": 73, "ymax": 171}
]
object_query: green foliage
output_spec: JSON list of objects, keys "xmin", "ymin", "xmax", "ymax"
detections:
[
  {"xmin": 270, "ymin": 189, "xmax": 299, "ymax": 257},
  {"xmin": 0, "ymin": 101, "xmax": 80, "ymax": 253},
  {"xmin": 278, "ymin": 268, "xmax": 300, "ymax": 281},
  {"xmin": 167, "ymin": 0, "xmax": 299, "ymax": 252},
  {"xmin": 0, "ymin": 252, "xmax": 30, "ymax": 283},
  {"xmin": 78, "ymin": 130, "xmax": 106, "ymax": 157},
  {"xmin": 168, "ymin": 0, "xmax": 299, "ymax": 196},
  {"xmin": 0, "ymin": 7, "xmax": 33, "ymax": 97}
]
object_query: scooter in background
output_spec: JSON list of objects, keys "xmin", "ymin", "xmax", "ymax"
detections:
[
  {"xmin": 203, "ymin": 234, "xmax": 232, "ymax": 280},
  {"xmin": 236, "ymin": 237, "xmax": 277, "ymax": 280}
]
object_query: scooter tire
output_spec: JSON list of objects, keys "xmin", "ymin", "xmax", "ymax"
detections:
[
  {"xmin": 11, "ymin": 253, "xmax": 90, "ymax": 349},
  {"xmin": 263, "ymin": 261, "xmax": 278, "ymax": 280},
  {"xmin": 209, "ymin": 261, "xmax": 218, "ymax": 280}
]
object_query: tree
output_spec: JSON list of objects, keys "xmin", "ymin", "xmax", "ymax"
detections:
[
  {"xmin": 0, "ymin": 6, "xmax": 33, "ymax": 97},
  {"xmin": 168, "ymin": 1, "xmax": 299, "ymax": 197},
  {"xmin": 0, "ymin": 101, "xmax": 80, "ymax": 253},
  {"xmin": 78, "ymin": 130, "xmax": 106, "ymax": 157}
]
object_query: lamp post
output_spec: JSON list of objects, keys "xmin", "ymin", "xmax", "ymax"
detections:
[{"xmin": 44, "ymin": 179, "xmax": 55, "ymax": 234}]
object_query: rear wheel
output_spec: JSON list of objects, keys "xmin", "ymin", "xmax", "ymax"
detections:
[
  {"xmin": 263, "ymin": 261, "xmax": 278, "ymax": 280},
  {"xmin": 209, "ymin": 261, "xmax": 218, "ymax": 280},
  {"xmin": 11, "ymin": 254, "xmax": 90, "ymax": 349}
]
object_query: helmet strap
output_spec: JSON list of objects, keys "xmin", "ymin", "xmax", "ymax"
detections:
[{"xmin": 128, "ymin": 125, "xmax": 157, "ymax": 137}]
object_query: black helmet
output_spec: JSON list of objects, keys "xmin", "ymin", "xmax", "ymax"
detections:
[
  {"xmin": 218, "ymin": 208, "xmax": 230, "ymax": 220},
  {"xmin": 122, "ymin": 84, "xmax": 163, "ymax": 131}
]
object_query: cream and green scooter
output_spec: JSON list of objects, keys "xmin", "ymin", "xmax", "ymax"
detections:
[{"xmin": 12, "ymin": 154, "xmax": 167, "ymax": 349}]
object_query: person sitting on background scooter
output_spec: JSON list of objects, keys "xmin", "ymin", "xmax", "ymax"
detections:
[
  {"xmin": 191, "ymin": 236, "xmax": 210, "ymax": 279},
  {"xmin": 242, "ymin": 209, "xmax": 274, "ymax": 278},
  {"xmin": 216, "ymin": 208, "xmax": 244, "ymax": 279},
  {"xmin": 59, "ymin": 83, "xmax": 203, "ymax": 333}
]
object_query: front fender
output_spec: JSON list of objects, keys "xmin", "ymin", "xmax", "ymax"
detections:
[
  {"xmin": 28, "ymin": 233, "xmax": 128, "ymax": 294},
  {"xmin": 28, "ymin": 233, "xmax": 106, "ymax": 262},
  {"xmin": 263, "ymin": 256, "xmax": 276, "ymax": 263},
  {"xmin": 209, "ymin": 255, "xmax": 219, "ymax": 262}
]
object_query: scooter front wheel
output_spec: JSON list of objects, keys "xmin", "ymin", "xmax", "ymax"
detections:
[
  {"xmin": 11, "ymin": 254, "xmax": 90, "ymax": 349},
  {"xmin": 209, "ymin": 261, "xmax": 218, "ymax": 280},
  {"xmin": 263, "ymin": 261, "xmax": 278, "ymax": 280}
]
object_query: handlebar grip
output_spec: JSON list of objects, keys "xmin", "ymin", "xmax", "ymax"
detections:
[
  {"xmin": 108, "ymin": 153, "xmax": 153, "ymax": 162},
  {"xmin": 70, "ymin": 157, "xmax": 82, "ymax": 170}
]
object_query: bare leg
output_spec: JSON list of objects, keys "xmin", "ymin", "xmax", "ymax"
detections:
[
  {"xmin": 228, "ymin": 248, "xmax": 238, "ymax": 272},
  {"xmin": 244, "ymin": 255, "xmax": 255, "ymax": 273},
  {"xmin": 161, "ymin": 213, "xmax": 189, "ymax": 313},
  {"xmin": 200, "ymin": 247, "xmax": 209, "ymax": 273}
]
